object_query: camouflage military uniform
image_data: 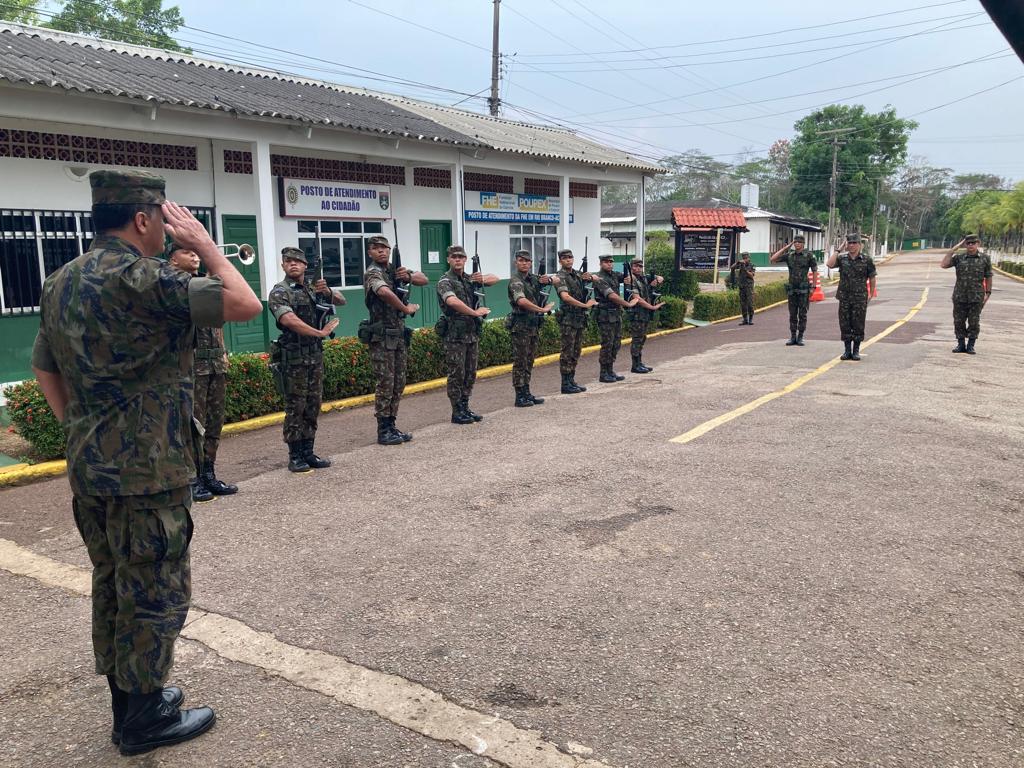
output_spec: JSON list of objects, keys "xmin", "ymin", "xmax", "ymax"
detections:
[
  {"xmin": 951, "ymin": 251, "xmax": 992, "ymax": 340},
  {"xmin": 781, "ymin": 249, "xmax": 817, "ymax": 335},
  {"xmin": 555, "ymin": 266, "xmax": 589, "ymax": 377},
  {"xmin": 507, "ymin": 271, "xmax": 545, "ymax": 389},
  {"xmin": 436, "ymin": 268, "xmax": 482, "ymax": 408},
  {"xmin": 736, "ymin": 260, "xmax": 756, "ymax": 321},
  {"xmin": 31, "ymin": 226, "xmax": 224, "ymax": 694},
  {"xmin": 193, "ymin": 326, "xmax": 228, "ymax": 464},
  {"xmin": 363, "ymin": 265, "xmax": 411, "ymax": 420},
  {"xmin": 268, "ymin": 279, "xmax": 325, "ymax": 443},
  {"xmin": 836, "ymin": 253, "xmax": 877, "ymax": 342},
  {"xmin": 628, "ymin": 272, "xmax": 656, "ymax": 359},
  {"xmin": 592, "ymin": 269, "xmax": 624, "ymax": 372}
]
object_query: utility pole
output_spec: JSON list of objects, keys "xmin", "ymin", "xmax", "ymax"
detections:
[
  {"xmin": 870, "ymin": 178, "xmax": 881, "ymax": 257},
  {"xmin": 818, "ymin": 127, "xmax": 856, "ymax": 253},
  {"xmin": 488, "ymin": 0, "xmax": 501, "ymax": 116}
]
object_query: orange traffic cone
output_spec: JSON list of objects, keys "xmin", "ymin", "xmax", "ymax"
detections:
[
  {"xmin": 867, "ymin": 279, "xmax": 877, "ymax": 298},
  {"xmin": 810, "ymin": 270, "xmax": 825, "ymax": 302}
]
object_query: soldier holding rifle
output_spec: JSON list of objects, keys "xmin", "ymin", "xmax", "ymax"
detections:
[
  {"xmin": 732, "ymin": 251, "xmax": 756, "ymax": 326},
  {"xmin": 268, "ymin": 246, "xmax": 343, "ymax": 472},
  {"xmin": 592, "ymin": 255, "xmax": 639, "ymax": 382},
  {"xmin": 507, "ymin": 249, "xmax": 555, "ymax": 407},
  {"xmin": 625, "ymin": 257, "xmax": 665, "ymax": 373},
  {"xmin": 554, "ymin": 248, "xmax": 596, "ymax": 394}
]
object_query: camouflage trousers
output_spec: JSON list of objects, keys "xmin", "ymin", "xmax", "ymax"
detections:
[
  {"xmin": 283, "ymin": 361, "xmax": 323, "ymax": 443},
  {"xmin": 558, "ymin": 323, "xmax": 586, "ymax": 375},
  {"xmin": 787, "ymin": 289, "xmax": 810, "ymax": 334},
  {"xmin": 739, "ymin": 285, "xmax": 755, "ymax": 317},
  {"xmin": 598, "ymin": 318, "xmax": 622, "ymax": 369},
  {"xmin": 193, "ymin": 372, "xmax": 226, "ymax": 464},
  {"xmin": 444, "ymin": 339, "xmax": 480, "ymax": 406},
  {"xmin": 630, "ymin": 320, "xmax": 650, "ymax": 358},
  {"xmin": 369, "ymin": 339, "xmax": 408, "ymax": 419},
  {"xmin": 838, "ymin": 295, "xmax": 868, "ymax": 342},
  {"xmin": 511, "ymin": 330, "xmax": 540, "ymax": 388},
  {"xmin": 72, "ymin": 487, "xmax": 192, "ymax": 694},
  {"xmin": 953, "ymin": 300, "xmax": 983, "ymax": 339}
]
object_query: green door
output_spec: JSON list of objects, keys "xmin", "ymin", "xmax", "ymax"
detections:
[
  {"xmin": 417, "ymin": 220, "xmax": 451, "ymax": 325},
  {"xmin": 221, "ymin": 214, "xmax": 270, "ymax": 353}
]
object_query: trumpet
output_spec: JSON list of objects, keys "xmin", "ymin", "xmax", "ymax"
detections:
[{"xmin": 215, "ymin": 243, "xmax": 256, "ymax": 266}]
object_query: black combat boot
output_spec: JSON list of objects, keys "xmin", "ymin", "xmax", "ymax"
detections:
[
  {"xmin": 201, "ymin": 461, "xmax": 237, "ymax": 496},
  {"xmin": 287, "ymin": 442, "xmax": 312, "ymax": 473},
  {"xmin": 561, "ymin": 374, "xmax": 579, "ymax": 394},
  {"xmin": 190, "ymin": 476, "xmax": 214, "ymax": 503},
  {"xmin": 525, "ymin": 386, "xmax": 544, "ymax": 405},
  {"xmin": 952, "ymin": 337, "xmax": 967, "ymax": 353},
  {"xmin": 611, "ymin": 369, "xmax": 625, "ymax": 381},
  {"xmin": 639, "ymin": 357, "xmax": 653, "ymax": 373},
  {"xmin": 795, "ymin": 332, "xmax": 805, "ymax": 346},
  {"xmin": 966, "ymin": 337, "xmax": 977, "ymax": 354},
  {"xmin": 108, "ymin": 676, "xmax": 183, "ymax": 746},
  {"xmin": 451, "ymin": 403, "xmax": 474, "ymax": 425},
  {"xmin": 850, "ymin": 340, "xmax": 862, "ymax": 361},
  {"xmin": 388, "ymin": 417, "xmax": 412, "ymax": 442},
  {"xmin": 377, "ymin": 417, "xmax": 404, "ymax": 445},
  {"xmin": 747, "ymin": 313, "xmax": 754, "ymax": 325},
  {"xmin": 599, "ymin": 366, "xmax": 617, "ymax": 383},
  {"xmin": 840, "ymin": 341, "xmax": 853, "ymax": 360},
  {"xmin": 118, "ymin": 690, "xmax": 216, "ymax": 756},
  {"xmin": 301, "ymin": 438, "xmax": 332, "ymax": 469},
  {"xmin": 631, "ymin": 355, "xmax": 648, "ymax": 374},
  {"xmin": 571, "ymin": 377, "xmax": 587, "ymax": 392},
  {"xmin": 514, "ymin": 387, "xmax": 534, "ymax": 407},
  {"xmin": 786, "ymin": 333, "xmax": 798, "ymax": 346},
  {"xmin": 461, "ymin": 398, "xmax": 483, "ymax": 421}
]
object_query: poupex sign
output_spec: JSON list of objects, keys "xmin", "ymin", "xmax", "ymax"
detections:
[
  {"xmin": 278, "ymin": 177, "xmax": 392, "ymax": 219},
  {"xmin": 464, "ymin": 192, "xmax": 561, "ymax": 223}
]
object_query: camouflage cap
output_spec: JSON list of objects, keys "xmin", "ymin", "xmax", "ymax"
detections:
[
  {"xmin": 740, "ymin": 251, "xmax": 750, "ymax": 258},
  {"xmin": 598, "ymin": 254, "xmax": 614, "ymax": 261},
  {"xmin": 630, "ymin": 257, "xmax": 644, "ymax": 265},
  {"xmin": 281, "ymin": 246, "xmax": 307, "ymax": 264},
  {"xmin": 557, "ymin": 249, "xmax": 574, "ymax": 259},
  {"xmin": 514, "ymin": 249, "xmax": 532, "ymax": 260},
  {"xmin": 846, "ymin": 232, "xmax": 862, "ymax": 244},
  {"xmin": 447, "ymin": 245, "xmax": 467, "ymax": 257},
  {"xmin": 367, "ymin": 235, "xmax": 390, "ymax": 247},
  {"xmin": 793, "ymin": 234, "xmax": 805, "ymax": 243},
  {"xmin": 90, "ymin": 169, "xmax": 166, "ymax": 206},
  {"xmin": 964, "ymin": 233, "xmax": 980, "ymax": 243}
]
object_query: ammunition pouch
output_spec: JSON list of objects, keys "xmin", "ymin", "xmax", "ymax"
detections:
[
  {"xmin": 593, "ymin": 305, "xmax": 620, "ymax": 324},
  {"xmin": 383, "ymin": 327, "xmax": 404, "ymax": 351},
  {"xmin": 358, "ymin": 319, "xmax": 384, "ymax": 345},
  {"xmin": 403, "ymin": 326, "xmax": 413, "ymax": 347},
  {"xmin": 194, "ymin": 348, "xmax": 225, "ymax": 361},
  {"xmin": 268, "ymin": 361, "xmax": 287, "ymax": 398},
  {"xmin": 442, "ymin": 315, "xmax": 480, "ymax": 343},
  {"xmin": 434, "ymin": 316, "xmax": 449, "ymax": 339}
]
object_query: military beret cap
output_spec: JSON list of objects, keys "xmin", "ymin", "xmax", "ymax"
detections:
[
  {"xmin": 367, "ymin": 235, "xmax": 390, "ymax": 247},
  {"xmin": 846, "ymin": 233, "xmax": 861, "ymax": 243},
  {"xmin": 281, "ymin": 246, "xmax": 307, "ymax": 264},
  {"xmin": 447, "ymin": 245, "xmax": 467, "ymax": 257},
  {"xmin": 90, "ymin": 169, "xmax": 166, "ymax": 206},
  {"xmin": 598, "ymin": 254, "xmax": 614, "ymax": 261},
  {"xmin": 514, "ymin": 250, "xmax": 532, "ymax": 259},
  {"xmin": 792, "ymin": 234, "xmax": 805, "ymax": 242},
  {"xmin": 964, "ymin": 233, "xmax": 980, "ymax": 243},
  {"xmin": 557, "ymin": 249, "xmax": 574, "ymax": 258}
]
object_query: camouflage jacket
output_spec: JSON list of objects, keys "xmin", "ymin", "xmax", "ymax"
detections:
[
  {"xmin": 507, "ymin": 271, "xmax": 545, "ymax": 331},
  {"xmin": 952, "ymin": 252, "xmax": 992, "ymax": 303},
  {"xmin": 836, "ymin": 254, "xmax": 877, "ymax": 300},
  {"xmin": 592, "ymin": 269, "xmax": 623, "ymax": 318},
  {"xmin": 555, "ymin": 267, "xmax": 590, "ymax": 328},
  {"xmin": 268, "ymin": 278, "xmax": 324, "ymax": 357},
  {"xmin": 436, "ymin": 268, "xmax": 482, "ymax": 341},
  {"xmin": 735, "ymin": 261, "xmax": 756, "ymax": 288},
  {"xmin": 781, "ymin": 249, "xmax": 817, "ymax": 291},
  {"xmin": 195, "ymin": 326, "xmax": 227, "ymax": 376},
  {"xmin": 628, "ymin": 273, "xmax": 655, "ymax": 323},
  {"xmin": 31, "ymin": 235, "xmax": 224, "ymax": 496},
  {"xmin": 363, "ymin": 264, "xmax": 406, "ymax": 329}
]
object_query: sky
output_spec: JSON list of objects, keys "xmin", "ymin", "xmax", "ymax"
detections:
[{"xmin": 171, "ymin": 0, "xmax": 1024, "ymax": 184}]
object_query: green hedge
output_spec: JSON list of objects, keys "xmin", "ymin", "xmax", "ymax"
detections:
[
  {"xmin": 997, "ymin": 260, "xmax": 1024, "ymax": 277},
  {"xmin": 4, "ymin": 296, "xmax": 687, "ymax": 460},
  {"xmin": 691, "ymin": 281, "xmax": 789, "ymax": 322}
]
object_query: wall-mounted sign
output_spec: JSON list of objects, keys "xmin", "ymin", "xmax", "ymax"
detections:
[
  {"xmin": 278, "ymin": 177, "xmax": 392, "ymax": 219},
  {"xmin": 464, "ymin": 191, "xmax": 561, "ymax": 223},
  {"xmin": 679, "ymin": 231, "xmax": 733, "ymax": 269}
]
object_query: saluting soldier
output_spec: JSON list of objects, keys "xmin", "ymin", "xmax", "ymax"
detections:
[
  {"xmin": 361, "ymin": 234, "xmax": 426, "ymax": 444},
  {"xmin": 826, "ymin": 233, "xmax": 877, "ymax": 361},
  {"xmin": 734, "ymin": 251, "xmax": 756, "ymax": 325},
  {"xmin": 436, "ymin": 244, "xmax": 498, "ymax": 424},
  {"xmin": 508, "ymin": 249, "xmax": 555, "ymax": 407},
  {"xmin": 30, "ymin": 170, "xmax": 261, "ymax": 754},
  {"xmin": 941, "ymin": 233, "xmax": 992, "ymax": 355},
  {"xmin": 770, "ymin": 234, "xmax": 817, "ymax": 346},
  {"xmin": 167, "ymin": 247, "xmax": 237, "ymax": 501},
  {"xmin": 592, "ymin": 255, "xmax": 639, "ymax": 382},
  {"xmin": 268, "ymin": 247, "xmax": 343, "ymax": 471},
  {"xmin": 625, "ymin": 257, "xmax": 665, "ymax": 373},
  {"xmin": 554, "ymin": 248, "xmax": 596, "ymax": 394}
]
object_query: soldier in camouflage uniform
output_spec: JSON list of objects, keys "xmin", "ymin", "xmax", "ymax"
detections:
[
  {"xmin": 941, "ymin": 233, "xmax": 992, "ymax": 354},
  {"xmin": 168, "ymin": 247, "xmax": 237, "ymax": 500},
  {"xmin": 733, "ymin": 251, "xmax": 756, "ymax": 325},
  {"xmin": 592, "ymin": 255, "xmax": 639, "ymax": 382},
  {"xmin": 770, "ymin": 234, "xmax": 818, "ymax": 346},
  {"xmin": 626, "ymin": 257, "xmax": 665, "ymax": 373},
  {"xmin": 268, "ymin": 247, "xmax": 343, "ymax": 472},
  {"xmin": 31, "ymin": 170, "xmax": 261, "ymax": 754},
  {"xmin": 554, "ymin": 248, "xmax": 596, "ymax": 394},
  {"xmin": 826, "ymin": 233, "xmax": 877, "ymax": 361},
  {"xmin": 436, "ymin": 244, "xmax": 497, "ymax": 424},
  {"xmin": 361, "ymin": 235, "xmax": 426, "ymax": 444},
  {"xmin": 508, "ymin": 250, "xmax": 555, "ymax": 407}
]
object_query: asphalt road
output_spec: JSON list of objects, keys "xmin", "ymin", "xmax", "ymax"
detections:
[{"xmin": 1, "ymin": 250, "xmax": 1021, "ymax": 767}]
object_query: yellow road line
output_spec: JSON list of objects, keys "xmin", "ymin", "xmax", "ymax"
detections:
[
  {"xmin": 993, "ymin": 266, "xmax": 1024, "ymax": 284},
  {"xmin": 670, "ymin": 288, "xmax": 929, "ymax": 445}
]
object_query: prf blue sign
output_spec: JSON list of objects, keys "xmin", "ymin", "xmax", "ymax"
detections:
[{"xmin": 465, "ymin": 191, "xmax": 561, "ymax": 223}]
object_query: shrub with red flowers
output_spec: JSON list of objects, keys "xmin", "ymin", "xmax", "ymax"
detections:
[{"xmin": 2, "ymin": 379, "xmax": 66, "ymax": 459}]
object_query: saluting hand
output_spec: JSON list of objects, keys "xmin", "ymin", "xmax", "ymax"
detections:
[{"xmin": 162, "ymin": 201, "xmax": 216, "ymax": 253}]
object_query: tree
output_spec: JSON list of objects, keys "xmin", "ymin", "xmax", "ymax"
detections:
[
  {"xmin": 950, "ymin": 173, "xmax": 1005, "ymax": 196},
  {"xmin": 0, "ymin": 0, "xmax": 39, "ymax": 23},
  {"xmin": 788, "ymin": 105, "xmax": 917, "ymax": 231},
  {"xmin": 889, "ymin": 159, "xmax": 952, "ymax": 240},
  {"xmin": 31, "ymin": 0, "xmax": 191, "ymax": 53}
]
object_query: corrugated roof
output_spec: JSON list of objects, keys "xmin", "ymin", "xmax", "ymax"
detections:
[
  {"xmin": 0, "ymin": 22, "xmax": 663, "ymax": 173},
  {"xmin": 672, "ymin": 208, "xmax": 748, "ymax": 230}
]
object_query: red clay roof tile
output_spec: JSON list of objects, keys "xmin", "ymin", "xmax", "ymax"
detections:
[{"xmin": 672, "ymin": 208, "xmax": 747, "ymax": 229}]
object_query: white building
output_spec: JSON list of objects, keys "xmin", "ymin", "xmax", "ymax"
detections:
[{"xmin": 0, "ymin": 22, "xmax": 661, "ymax": 385}]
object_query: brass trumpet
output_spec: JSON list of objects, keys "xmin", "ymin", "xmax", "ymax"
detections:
[{"xmin": 215, "ymin": 243, "xmax": 256, "ymax": 266}]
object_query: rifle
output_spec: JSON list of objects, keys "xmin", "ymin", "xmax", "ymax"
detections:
[
  {"xmin": 392, "ymin": 220, "xmax": 414, "ymax": 317},
  {"xmin": 580, "ymin": 236, "xmax": 593, "ymax": 299},
  {"xmin": 537, "ymin": 255, "xmax": 551, "ymax": 309},
  {"xmin": 471, "ymin": 231, "xmax": 486, "ymax": 308},
  {"xmin": 621, "ymin": 258, "xmax": 632, "ymax": 300},
  {"xmin": 648, "ymin": 268, "xmax": 663, "ymax": 302},
  {"xmin": 312, "ymin": 226, "xmax": 336, "ymax": 339}
]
